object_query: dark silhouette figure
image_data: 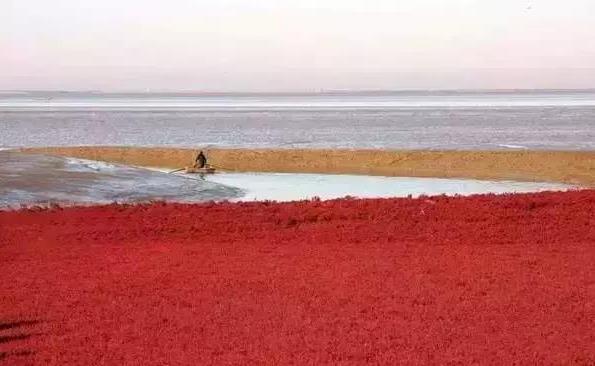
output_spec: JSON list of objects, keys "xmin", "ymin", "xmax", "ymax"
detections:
[{"xmin": 195, "ymin": 151, "xmax": 207, "ymax": 168}]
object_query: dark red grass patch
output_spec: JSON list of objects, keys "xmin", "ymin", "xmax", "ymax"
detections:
[{"xmin": 1, "ymin": 191, "xmax": 594, "ymax": 365}]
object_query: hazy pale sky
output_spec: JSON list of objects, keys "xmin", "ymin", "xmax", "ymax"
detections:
[{"xmin": 2, "ymin": 0, "xmax": 595, "ymax": 91}]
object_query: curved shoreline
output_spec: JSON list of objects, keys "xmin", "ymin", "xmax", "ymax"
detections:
[{"xmin": 21, "ymin": 146, "xmax": 595, "ymax": 187}]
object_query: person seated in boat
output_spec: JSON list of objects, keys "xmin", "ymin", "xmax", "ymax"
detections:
[{"xmin": 195, "ymin": 150, "xmax": 207, "ymax": 169}]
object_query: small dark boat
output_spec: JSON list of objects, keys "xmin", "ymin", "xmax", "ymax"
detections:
[{"xmin": 185, "ymin": 166, "xmax": 216, "ymax": 174}]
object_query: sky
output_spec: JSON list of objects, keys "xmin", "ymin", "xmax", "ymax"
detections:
[{"xmin": 2, "ymin": 0, "xmax": 595, "ymax": 91}]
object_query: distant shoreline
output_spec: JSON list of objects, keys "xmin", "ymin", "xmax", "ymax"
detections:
[
  {"xmin": 21, "ymin": 146, "xmax": 595, "ymax": 187},
  {"xmin": 3, "ymin": 88, "xmax": 595, "ymax": 98}
]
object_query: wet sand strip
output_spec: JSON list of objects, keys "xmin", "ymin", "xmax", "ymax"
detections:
[{"xmin": 21, "ymin": 146, "xmax": 595, "ymax": 187}]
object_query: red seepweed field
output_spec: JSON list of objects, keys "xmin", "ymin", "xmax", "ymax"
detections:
[{"xmin": 1, "ymin": 190, "xmax": 594, "ymax": 365}]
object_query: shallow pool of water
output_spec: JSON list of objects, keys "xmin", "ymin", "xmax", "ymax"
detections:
[
  {"xmin": 178, "ymin": 171, "xmax": 573, "ymax": 202},
  {"xmin": 157, "ymin": 173, "xmax": 574, "ymax": 201}
]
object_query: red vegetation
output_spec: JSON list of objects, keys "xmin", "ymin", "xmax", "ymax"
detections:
[{"xmin": 1, "ymin": 190, "xmax": 594, "ymax": 365}]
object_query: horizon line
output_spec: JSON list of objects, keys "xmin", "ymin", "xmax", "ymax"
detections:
[{"xmin": 2, "ymin": 88, "xmax": 595, "ymax": 96}]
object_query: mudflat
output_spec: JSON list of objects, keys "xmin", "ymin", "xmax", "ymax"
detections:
[{"xmin": 22, "ymin": 146, "xmax": 595, "ymax": 186}]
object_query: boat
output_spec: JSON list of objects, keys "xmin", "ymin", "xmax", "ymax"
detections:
[{"xmin": 185, "ymin": 166, "xmax": 216, "ymax": 174}]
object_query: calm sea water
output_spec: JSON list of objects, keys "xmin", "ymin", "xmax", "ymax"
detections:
[{"xmin": 1, "ymin": 91, "xmax": 594, "ymax": 150}]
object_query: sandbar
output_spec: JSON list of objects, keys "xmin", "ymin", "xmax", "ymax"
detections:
[{"xmin": 22, "ymin": 146, "xmax": 595, "ymax": 187}]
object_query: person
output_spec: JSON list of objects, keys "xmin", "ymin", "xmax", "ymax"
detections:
[{"xmin": 195, "ymin": 150, "xmax": 207, "ymax": 169}]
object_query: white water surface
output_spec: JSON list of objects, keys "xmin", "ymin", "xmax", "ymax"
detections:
[
  {"xmin": 3, "ymin": 91, "xmax": 595, "ymax": 110},
  {"xmin": 171, "ymin": 171, "xmax": 573, "ymax": 202}
]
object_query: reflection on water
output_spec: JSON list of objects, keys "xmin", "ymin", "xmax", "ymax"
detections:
[
  {"xmin": 0, "ymin": 151, "xmax": 243, "ymax": 208},
  {"xmin": 1, "ymin": 152, "xmax": 574, "ymax": 208}
]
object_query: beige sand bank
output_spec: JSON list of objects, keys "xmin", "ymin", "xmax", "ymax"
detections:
[{"xmin": 22, "ymin": 146, "xmax": 595, "ymax": 187}]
